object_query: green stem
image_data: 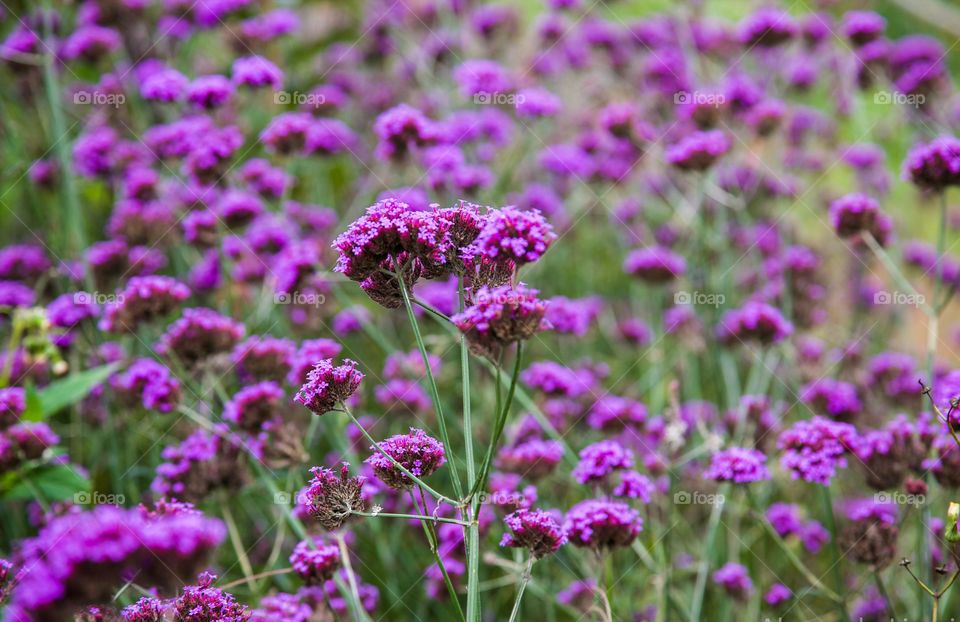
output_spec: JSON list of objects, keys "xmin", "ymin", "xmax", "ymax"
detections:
[
  {"xmin": 507, "ymin": 557, "xmax": 534, "ymax": 622},
  {"xmin": 472, "ymin": 342, "xmax": 523, "ymax": 498},
  {"xmin": 461, "ymin": 277, "xmax": 482, "ymax": 622},
  {"xmin": 819, "ymin": 486, "xmax": 849, "ymax": 620},
  {"xmin": 350, "ymin": 510, "xmax": 469, "ymax": 526},
  {"xmin": 335, "ymin": 531, "xmax": 371, "ymax": 622},
  {"xmin": 689, "ymin": 487, "xmax": 727, "ymax": 622},
  {"xmin": 40, "ymin": 4, "xmax": 86, "ymax": 259},
  {"xmin": 410, "ymin": 488, "xmax": 466, "ymax": 622},
  {"xmin": 221, "ymin": 502, "xmax": 256, "ymax": 592},
  {"xmin": 397, "ymin": 272, "xmax": 463, "ymax": 499}
]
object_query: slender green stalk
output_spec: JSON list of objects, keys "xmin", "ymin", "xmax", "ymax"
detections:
[
  {"xmin": 472, "ymin": 343, "xmax": 523, "ymax": 498},
  {"xmin": 221, "ymin": 502, "xmax": 256, "ymax": 592},
  {"xmin": 410, "ymin": 488, "xmax": 466, "ymax": 622},
  {"xmin": 688, "ymin": 488, "xmax": 727, "ymax": 622},
  {"xmin": 818, "ymin": 486, "xmax": 849, "ymax": 620},
  {"xmin": 396, "ymin": 272, "xmax": 463, "ymax": 499},
  {"xmin": 350, "ymin": 510, "xmax": 469, "ymax": 526},
  {"xmin": 336, "ymin": 531, "xmax": 370, "ymax": 622},
  {"xmin": 461, "ymin": 278, "xmax": 482, "ymax": 622},
  {"xmin": 341, "ymin": 406, "xmax": 456, "ymax": 505},
  {"xmin": 507, "ymin": 557, "xmax": 535, "ymax": 622},
  {"xmin": 39, "ymin": 4, "xmax": 86, "ymax": 259}
]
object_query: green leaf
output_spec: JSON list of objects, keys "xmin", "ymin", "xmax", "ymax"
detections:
[
  {"xmin": 36, "ymin": 362, "xmax": 119, "ymax": 418},
  {"xmin": 3, "ymin": 463, "xmax": 90, "ymax": 502},
  {"xmin": 21, "ymin": 384, "xmax": 43, "ymax": 422}
]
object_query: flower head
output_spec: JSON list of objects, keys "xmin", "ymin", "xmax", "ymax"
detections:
[
  {"xmin": 563, "ymin": 499, "xmax": 642, "ymax": 550},
  {"xmin": 500, "ymin": 508, "xmax": 566, "ymax": 558},
  {"xmin": 366, "ymin": 428, "xmax": 446, "ymax": 489},
  {"xmin": 295, "ymin": 359, "xmax": 364, "ymax": 415},
  {"xmin": 704, "ymin": 447, "xmax": 770, "ymax": 483},
  {"xmin": 305, "ymin": 463, "xmax": 367, "ymax": 531}
]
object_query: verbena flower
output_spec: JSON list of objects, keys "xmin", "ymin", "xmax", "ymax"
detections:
[
  {"xmin": 366, "ymin": 428, "xmax": 446, "ymax": 490},
  {"xmin": 451, "ymin": 283, "xmax": 549, "ymax": 357},
  {"xmin": 294, "ymin": 359, "xmax": 364, "ymax": 415},
  {"xmin": 563, "ymin": 499, "xmax": 642, "ymax": 550},
  {"xmin": 500, "ymin": 508, "xmax": 566, "ymax": 558},
  {"xmin": 100, "ymin": 276, "xmax": 190, "ymax": 333},
  {"xmin": 703, "ymin": 447, "xmax": 770, "ymax": 483},
  {"xmin": 305, "ymin": 463, "xmax": 367, "ymax": 531},
  {"xmin": 712, "ymin": 562, "xmax": 753, "ymax": 600},
  {"xmin": 778, "ymin": 416, "xmax": 858, "ymax": 485},
  {"xmin": 290, "ymin": 538, "xmax": 342, "ymax": 585}
]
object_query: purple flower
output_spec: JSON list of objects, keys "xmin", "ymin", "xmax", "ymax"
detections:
[
  {"xmin": 587, "ymin": 396, "xmax": 647, "ymax": 431},
  {"xmin": 829, "ymin": 193, "xmax": 889, "ymax": 242},
  {"xmin": 738, "ymin": 8, "xmax": 797, "ymax": 47},
  {"xmin": 152, "ymin": 424, "xmax": 246, "ymax": 501},
  {"xmin": 290, "ymin": 538, "xmax": 341, "ymax": 585},
  {"xmin": 500, "ymin": 508, "xmax": 566, "ymax": 558},
  {"xmin": 612, "ymin": 471, "xmax": 655, "ymax": 502},
  {"xmin": 187, "ymin": 75, "xmax": 234, "ymax": 109},
  {"xmin": 800, "ymin": 378, "xmax": 862, "ymax": 420},
  {"xmin": 140, "ymin": 68, "xmax": 188, "ymax": 102},
  {"xmin": 778, "ymin": 416, "xmax": 858, "ymax": 485},
  {"xmin": 515, "ymin": 87, "xmax": 561, "ymax": 118},
  {"xmin": 495, "ymin": 439, "xmax": 564, "ymax": 480},
  {"xmin": 703, "ymin": 447, "xmax": 770, "ymax": 483},
  {"xmin": 0, "ymin": 388, "xmax": 25, "ymax": 430},
  {"xmin": 366, "ymin": 427, "xmax": 446, "ymax": 489},
  {"xmin": 712, "ymin": 563, "xmax": 753, "ymax": 600},
  {"xmin": 572, "ymin": 440, "xmax": 634, "ymax": 485},
  {"xmin": 223, "ymin": 382, "xmax": 284, "ymax": 432},
  {"xmin": 113, "ymin": 358, "xmax": 181, "ymax": 413},
  {"xmin": 451, "ymin": 283, "xmax": 549, "ymax": 357},
  {"xmin": 563, "ymin": 499, "xmax": 642, "ymax": 549},
  {"xmin": 903, "ymin": 135, "xmax": 960, "ymax": 191},
  {"xmin": 764, "ymin": 583, "xmax": 792, "ymax": 606},
  {"xmin": 156, "ymin": 307, "xmax": 246, "ymax": 368},
  {"xmin": 305, "ymin": 463, "xmax": 366, "ymax": 531},
  {"xmin": 232, "ymin": 55, "xmax": 283, "ymax": 89},
  {"xmin": 842, "ymin": 11, "xmax": 885, "ymax": 46},
  {"xmin": 468, "ymin": 207, "xmax": 556, "ymax": 266},
  {"xmin": 99, "ymin": 276, "xmax": 190, "ymax": 333},
  {"xmin": 373, "ymin": 104, "xmax": 439, "ymax": 160},
  {"xmin": 665, "ymin": 130, "xmax": 730, "ymax": 171},
  {"xmin": 294, "ymin": 359, "xmax": 364, "ymax": 415},
  {"xmin": 716, "ymin": 301, "xmax": 793, "ymax": 345},
  {"xmin": 453, "ymin": 59, "xmax": 513, "ymax": 98},
  {"xmin": 624, "ymin": 245, "xmax": 686, "ymax": 282}
]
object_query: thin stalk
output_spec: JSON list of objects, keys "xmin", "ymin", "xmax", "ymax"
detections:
[
  {"xmin": 341, "ymin": 407, "xmax": 456, "ymax": 505},
  {"xmin": 397, "ymin": 273, "xmax": 463, "ymax": 499},
  {"xmin": 688, "ymin": 489, "xmax": 727, "ymax": 622},
  {"xmin": 350, "ymin": 510, "xmax": 469, "ymax": 526},
  {"xmin": 221, "ymin": 502, "xmax": 256, "ymax": 591},
  {"xmin": 507, "ymin": 557, "xmax": 535, "ymax": 622},
  {"xmin": 461, "ymin": 277, "xmax": 482, "ymax": 622},
  {"xmin": 409, "ymin": 488, "xmax": 466, "ymax": 622},
  {"xmin": 472, "ymin": 343, "xmax": 523, "ymax": 498},
  {"xmin": 819, "ymin": 486, "xmax": 849, "ymax": 620},
  {"xmin": 39, "ymin": 4, "xmax": 86, "ymax": 258},
  {"xmin": 219, "ymin": 568, "xmax": 293, "ymax": 590},
  {"xmin": 335, "ymin": 531, "xmax": 370, "ymax": 622}
]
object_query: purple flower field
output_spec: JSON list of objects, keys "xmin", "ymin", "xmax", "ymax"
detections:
[{"xmin": 2, "ymin": 0, "xmax": 960, "ymax": 620}]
